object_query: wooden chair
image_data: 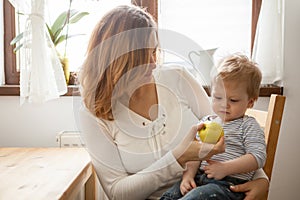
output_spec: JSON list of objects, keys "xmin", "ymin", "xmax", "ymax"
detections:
[
  {"xmin": 246, "ymin": 94, "xmax": 286, "ymax": 180},
  {"xmin": 246, "ymin": 94, "xmax": 286, "ymax": 199}
]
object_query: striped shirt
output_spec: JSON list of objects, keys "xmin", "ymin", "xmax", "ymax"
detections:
[{"xmin": 200, "ymin": 115, "xmax": 266, "ymax": 181}]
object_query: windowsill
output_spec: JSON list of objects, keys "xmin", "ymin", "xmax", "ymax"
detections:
[
  {"xmin": 0, "ymin": 84, "xmax": 283, "ymax": 97},
  {"xmin": 0, "ymin": 85, "xmax": 80, "ymax": 96}
]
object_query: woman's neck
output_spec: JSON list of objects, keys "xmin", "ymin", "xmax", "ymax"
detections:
[{"xmin": 129, "ymin": 82, "xmax": 158, "ymax": 121}]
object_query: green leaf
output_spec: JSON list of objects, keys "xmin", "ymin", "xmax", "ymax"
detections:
[
  {"xmin": 52, "ymin": 9, "xmax": 83, "ymax": 42},
  {"xmin": 10, "ymin": 8, "xmax": 90, "ymax": 53},
  {"xmin": 10, "ymin": 32, "xmax": 24, "ymax": 45},
  {"xmin": 66, "ymin": 33, "xmax": 86, "ymax": 40},
  {"xmin": 13, "ymin": 44, "xmax": 23, "ymax": 53},
  {"xmin": 69, "ymin": 12, "xmax": 89, "ymax": 24},
  {"xmin": 51, "ymin": 9, "xmax": 78, "ymax": 37},
  {"xmin": 54, "ymin": 34, "xmax": 67, "ymax": 46},
  {"xmin": 16, "ymin": 11, "xmax": 25, "ymax": 15},
  {"xmin": 46, "ymin": 24, "xmax": 55, "ymax": 42},
  {"xmin": 54, "ymin": 33, "xmax": 86, "ymax": 46},
  {"xmin": 69, "ymin": 10, "xmax": 80, "ymax": 19},
  {"xmin": 51, "ymin": 10, "xmax": 68, "ymax": 37}
]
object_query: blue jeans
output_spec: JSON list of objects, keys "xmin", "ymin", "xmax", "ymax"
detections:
[{"xmin": 160, "ymin": 170, "xmax": 247, "ymax": 200}]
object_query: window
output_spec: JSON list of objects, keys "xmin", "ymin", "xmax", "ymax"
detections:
[
  {"xmin": 48, "ymin": 0, "xmax": 132, "ymax": 72},
  {"xmin": 4, "ymin": 0, "xmax": 281, "ymax": 96},
  {"xmin": 159, "ymin": 0, "xmax": 252, "ymax": 63},
  {"xmin": 3, "ymin": 0, "xmax": 131, "ymax": 85}
]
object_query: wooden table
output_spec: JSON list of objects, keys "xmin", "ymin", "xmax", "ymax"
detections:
[{"xmin": 0, "ymin": 148, "xmax": 96, "ymax": 200}]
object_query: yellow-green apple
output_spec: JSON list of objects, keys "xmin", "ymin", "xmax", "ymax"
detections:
[{"xmin": 198, "ymin": 121, "xmax": 224, "ymax": 144}]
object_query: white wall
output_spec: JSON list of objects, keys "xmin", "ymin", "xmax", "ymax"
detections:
[
  {"xmin": 268, "ymin": 0, "xmax": 300, "ymax": 199},
  {"xmin": 0, "ymin": 96, "xmax": 80, "ymax": 147}
]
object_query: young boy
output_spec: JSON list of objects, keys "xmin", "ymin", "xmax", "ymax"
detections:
[{"xmin": 160, "ymin": 54, "xmax": 266, "ymax": 200}]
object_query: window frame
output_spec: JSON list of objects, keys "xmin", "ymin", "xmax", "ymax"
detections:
[
  {"xmin": 251, "ymin": 0, "xmax": 262, "ymax": 54},
  {"xmin": 2, "ymin": 0, "xmax": 282, "ymax": 96},
  {"xmin": 3, "ymin": 0, "xmax": 18, "ymax": 85}
]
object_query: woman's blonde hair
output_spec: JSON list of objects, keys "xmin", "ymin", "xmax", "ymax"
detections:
[
  {"xmin": 79, "ymin": 5, "xmax": 158, "ymax": 120},
  {"xmin": 215, "ymin": 54, "xmax": 262, "ymax": 99}
]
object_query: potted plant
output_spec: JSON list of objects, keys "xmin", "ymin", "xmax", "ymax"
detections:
[{"xmin": 10, "ymin": 7, "xmax": 89, "ymax": 84}]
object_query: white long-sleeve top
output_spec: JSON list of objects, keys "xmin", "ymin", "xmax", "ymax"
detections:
[{"xmin": 79, "ymin": 64, "xmax": 267, "ymax": 200}]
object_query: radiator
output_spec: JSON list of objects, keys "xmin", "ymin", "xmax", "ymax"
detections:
[{"xmin": 56, "ymin": 131, "xmax": 85, "ymax": 148}]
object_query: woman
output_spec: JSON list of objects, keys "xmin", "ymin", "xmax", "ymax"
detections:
[{"xmin": 78, "ymin": 5, "xmax": 269, "ymax": 200}]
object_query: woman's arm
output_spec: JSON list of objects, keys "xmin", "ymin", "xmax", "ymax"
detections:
[
  {"xmin": 79, "ymin": 107, "xmax": 185, "ymax": 200},
  {"xmin": 92, "ymin": 150, "xmax": 184, "ymax": 200},
  {"xmin": 80, "ymin": 108, "xmax": 225, "ymax": 200},
  {"xmin": 173, "ymin": 125, "xmax": 225, "ymax": 167}
]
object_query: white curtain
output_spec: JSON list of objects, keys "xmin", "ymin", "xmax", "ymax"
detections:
[
  {"xmin": 252, "ymin": 0, "xmax": 284, "ymax": 85},
  {"xmin": 9, "ymin": 0, "xmax": 67, "ymax": 104}
]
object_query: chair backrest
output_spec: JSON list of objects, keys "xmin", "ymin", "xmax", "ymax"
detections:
[{"xmin": 245, "ymin": 94, "xmax": 286, "ymax": 180}]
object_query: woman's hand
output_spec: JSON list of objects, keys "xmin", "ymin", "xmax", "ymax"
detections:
[
  {"xmin": 200, "ymin": 136, "xmax": 225, "ymax": 160},
  {"xmin": 230, "ymin": 178, "xmax": 269, "ymax": 200},
  {"xmin": 173, "ymin": 124, "xmax": 225, "ymax": 167},
  {"xmin": 172, "ymin": 124, "xmax": 202, "ymax": 166}
]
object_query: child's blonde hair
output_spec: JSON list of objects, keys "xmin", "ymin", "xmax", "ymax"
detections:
[{"xmin": 215, "ymin": 54, "xmax": 262, "ymax": 99}]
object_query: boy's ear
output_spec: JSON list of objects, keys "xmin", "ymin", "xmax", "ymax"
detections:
[{"xmin": 247, "ymin": 98, "xmax": 256, "ymax": 108}]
